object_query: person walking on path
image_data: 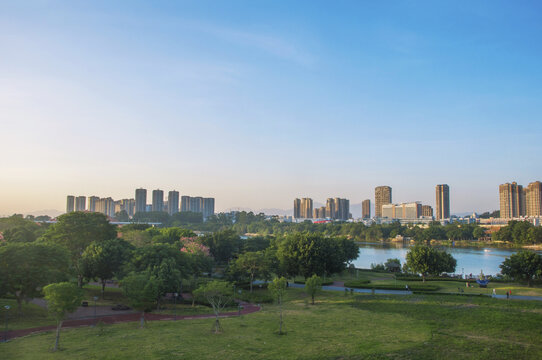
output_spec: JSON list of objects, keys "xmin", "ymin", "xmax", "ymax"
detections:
[{"xmin": 492, "ymin": 288, "xmax": 496, "ymax": 297}]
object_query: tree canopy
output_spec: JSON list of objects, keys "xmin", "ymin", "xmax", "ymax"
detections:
[
  {"xmin": 405, "ymin": 245, "xmax": 457, "ymax": 281},
  {"xmin": 277, "ymin": 233, "xmax": 358, "ymax": 278},
  {"xmin": 500, "ymin": 251, "xmax": 542, "ymax": 286},
  {"xmin": 0, "ymin": 243, "xmax": 70, "ymax": 312}
]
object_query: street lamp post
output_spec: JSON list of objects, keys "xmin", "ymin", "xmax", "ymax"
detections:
[
  {"xmin": 3, "ymin": 305, "xmax": 10, "ymax": 343},
  {"xmin": 174, "ymin": 293, "xmax": 178, "ymax": 321},
  {"xmin": 93, "ymin": 296, "xmax": 98, "ymax": 326}
]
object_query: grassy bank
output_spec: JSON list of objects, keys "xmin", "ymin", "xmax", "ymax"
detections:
[{"xmin": 2, "ymin": 289, "xmax": 542, "ymax": 359}]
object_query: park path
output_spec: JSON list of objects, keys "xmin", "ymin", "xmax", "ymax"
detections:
[
  {"xmin": 288, "ymin": 282, "xmax": 542, "ymax": 300},
  {"xmin": 4, "ymin": 301, "xmax": 259, "ymax": 341}
]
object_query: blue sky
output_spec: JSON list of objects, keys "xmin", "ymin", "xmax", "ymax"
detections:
[{"xmin": 1, "ymin": 1, "xmax": 541, "ymax": 215}]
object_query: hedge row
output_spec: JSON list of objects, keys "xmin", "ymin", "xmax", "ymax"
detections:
[
  {"xmin": 236, "ymin": 282, "xmax": 269, "ymax": 290},
  {"xmin": 394, "ymin": 276, "xmax": 468, "ymax": 282},
  {"xmin": 294, "ymin": 280, "xmax": 334, "ymax": 286},
  {"xmin": 237, "ymin": 290, "xmax": 274, "ymax": 304},
  {"xmin": 338, "ymin": 280, "xmax": 370, "ymax": 287}
]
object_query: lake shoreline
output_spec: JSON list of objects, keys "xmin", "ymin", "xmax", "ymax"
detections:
[{"xmin": 360, "ymin": 239, "xmax": 539, "ymax": 250}]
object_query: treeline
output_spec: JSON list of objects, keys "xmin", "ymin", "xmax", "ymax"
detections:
[
  {"xmin": 0, "ymin": 212, "xmax": 359, "ymax": 313},
  {"xmin": 493, "ymin": 221, "xmax": 542, "ymax": 245}
]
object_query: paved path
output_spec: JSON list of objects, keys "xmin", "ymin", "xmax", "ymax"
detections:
[
  {"xmin": 4, "ymin": 301, "xmax": 259, "ymax": 341},
  {"xmin": 288, "ymin": 282, "xmax": 412, "ymax": 295},
  {"xmin": 28, "ymin": 298, "xmax": 136, "ymax": 319},
  {"xmin": 288, "ymin": 282, "xmax": 542, "ymax": 300}
]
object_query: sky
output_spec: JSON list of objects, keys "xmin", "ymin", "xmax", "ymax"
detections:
[{"xmin": 1, "ymin": 0, "xmax": 541, "ymax": 216}]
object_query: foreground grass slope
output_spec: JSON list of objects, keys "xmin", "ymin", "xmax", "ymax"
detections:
[{"xmin": 2, "ymin": 289, "xmax": 542, "ymax": 359}]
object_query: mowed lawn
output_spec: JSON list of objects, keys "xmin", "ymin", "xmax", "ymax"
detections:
[{"xmin": 2, "ymin": 289, "xmax": 542, "ymax": 359}]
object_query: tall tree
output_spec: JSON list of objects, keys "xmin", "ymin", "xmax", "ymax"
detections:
[
  {"xmin": 43, "ymin": 282, "xmax": 84, "ymax": 351},
  {"xmin": 405, "ymin": 245, "xmax": 456, "ymax": 281},
  {"xmin": 80, "ymin": 239, "xmax": 133, "ymax": 297},
  {"xmin": 500, "ymin": 251, "xmax": 542, "ymax": 287},
  {"xmin": 202, "ymin": 229, "xmax": 243, "ymax": 263},
  {"xmin": 278, "ymin": 233, "xmax": 356, "ymax": 278},
  {"xmin": 150, "ymin": 258, "xmax": 182, "ymax": 310},
  {"xmin": 40, "ymin": 212, "xmax": 117, "ymax": 286},
  {"xmin": 231, "ymin": 251, "xmax": 269, "ymax": 292},
  {"xmin": 120, "ymin": 272, "xmax": 159, "ymax": 327},
  {"xmin": 0, "ymin": 243, "xmax": 70, "ymax": 313}
]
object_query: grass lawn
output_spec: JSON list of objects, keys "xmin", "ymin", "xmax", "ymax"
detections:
[
  {"xmin": 0, "ymin": 299, "xmax": 55, "ymax": 330},
  {"xmin": 326, "ymin": 270, "xmax": 542, "ymax": 297},
  {"xmin": 2, "ymin": 289, "xmax": 542, "ymax": 359}
]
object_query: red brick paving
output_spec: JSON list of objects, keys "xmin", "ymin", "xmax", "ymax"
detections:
[{"xmin": 5, "ymin": 301, "xmax": 260, "ymax": 341}]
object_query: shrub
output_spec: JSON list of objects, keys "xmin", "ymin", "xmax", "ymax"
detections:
[
  {"xmin": 294, "ymin": 280, "xmax": 334, "ymax": 286},
  {"xmin": 340, "ymin": 279, "xmax": 370, "ymax": 287},
  {"xmin": 237, "ymin": 289, "xmax": 273, "ymax": 303}
]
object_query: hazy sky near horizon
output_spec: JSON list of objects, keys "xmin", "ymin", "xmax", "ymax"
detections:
[{"xmin": 1, "ymin": 0, "xmax": 541, "ymax": 216}]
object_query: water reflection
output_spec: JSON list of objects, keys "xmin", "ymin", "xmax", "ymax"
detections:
[{"xmin": 352, "ymin": 242, "xmax": 542, "ymax": 276}]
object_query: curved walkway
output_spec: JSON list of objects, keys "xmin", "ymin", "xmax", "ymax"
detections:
[
  {"xmin": 288, "ymin": 282, "xmax": 542, "ymax": 301},
  {"xmin": 4, "ymin": 301, "xmax": 260, "ymax": 341}
]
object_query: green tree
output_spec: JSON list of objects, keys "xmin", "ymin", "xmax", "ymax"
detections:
[
  {"xmin": 405, "ymin": 245, "xmax": 456, "ymax": 281},
  {"xmin": 500, "ymin": 251, "xmax": 542, "ymax": 287},
  {"xmin": 170, "ymin": 211, "xmax": 203, "ymax": 225},
  {"xmin": 80, "ymin": 239, "xmax": 133, "ymax": 298},
  {"xmin": 150, "ymin": 258, "xmax": 182, "ymax": 309},
  {"xmin": 193, "ymin": 280, "xmax": 233, "ymax": 333},
  {"xmin": 120, "ymin": 272, "xmax": 159, "ymax": 327},
  {"xmin": 305, "ymin": 274, "xmax": 322, "ymax": 305},
  {"xmin": 277, "ymin": 233, "xmax": 354, "ymax": 278},
  {"xmin": 0, "ymin": 243, "xmax": 70, "ymax": 313},
  {"xmin": 2, "ymin": 226, "xmax": 38, "ymax": 243},
  {"xmin": 384, "ymin": 258, "xmax": 401, "ymax": 272},
  {"xmin": 43, "ymin": 282, "xmax": 84, "ymax": 351},
  {"xmin": 40, "ymin": 212, "xmax": 117, "ymax": 286},
  {"xmin": 129, "ymin": 243, "xmax": 192, "ymax": 276},
  {"xmin": 473, "ymin": 227, "xmax": 486, "ymax": 240},
  {"xmin": 202, "ymin": 229, "xmax": 243, "ymax": 263},
  {"xmin": 231, "ymin": 251, "xmax": 269, "ymax": 292},
  {"xmin": 268, "ymin": 277, "xmax": 287, "ymax": 334},
  {"xmin": 421, "ymin": 224, "xmax": 447, "ymax": 243}
]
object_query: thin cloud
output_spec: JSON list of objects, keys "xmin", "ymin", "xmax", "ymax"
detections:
[{"xmin": 193, "ymin": 22, "xmax": 315, "ymax": 66}]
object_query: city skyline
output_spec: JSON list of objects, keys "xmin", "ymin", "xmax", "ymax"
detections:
[
  {"xmin": 2, "ymin": 1, "xmax": 542, "ymax": 216},
  {"xmin": 65, "ymin": 188, "xmax": 215, "ymax": 219}
]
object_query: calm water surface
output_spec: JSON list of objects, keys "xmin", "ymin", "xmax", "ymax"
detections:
[{"xmin": 353, "ymin": 242, "xmax": 542, "ymax": 276}]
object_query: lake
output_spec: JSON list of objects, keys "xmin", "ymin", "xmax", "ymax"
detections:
[{"xmin": 352, "ymin": 242, "xmax": 542, "ymax": 276}]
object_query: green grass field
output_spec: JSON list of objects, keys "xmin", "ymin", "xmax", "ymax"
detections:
[{"xmin": 2, "ymin": 289, "xmax": 542, "ymax": 359}]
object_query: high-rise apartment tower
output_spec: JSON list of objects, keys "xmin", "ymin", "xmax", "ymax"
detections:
[
  {"xmin": 499, "ymin": 182, "xmax": 525, "ymax": 218},
  {"xmin": 375, "ymin": 186, "xmax": 392, "ymax": 218},
  {"xmin": 66, "ymin": 195, "xmax": 75, "ymax": 213},
  {"xmin": 293, "ymin": 198, "xmax": 301, "ymax": 219},
  {"xmin": 88, "ymin": 196, "xmax": 99, "ymax": 212},
  {"xmin": 168, "ymin": 191, "xmax": 180, "ymax": 215},
  {"xmin": 435, "ymin": 184, "xmax": 450, "ymax": 220},
  {"xmin": 135, "ymin": 188, "xmax": 147, "ymax": 214},
  {"xmin": 75, "ymin": 196, "xmax": 86, "ymax": 212},
  {"xmin": 152, "ymin": 189, "xmax": 164, "ymax": 212},
  {"xmin": 362, "ymin": 199, "xmax": 371, "ymax": 219},
  {"xmin": 525, "ymin": 181, "xmax": 542, "ymax": 217},
  {"xmin": 301, "ymin": 198, "xmax": 313, "ymax": 219}
]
